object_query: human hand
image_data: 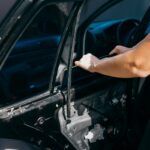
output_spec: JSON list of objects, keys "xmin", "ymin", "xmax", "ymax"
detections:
[
  {"xmin": 109, "ymin": 45, "xmax": 131, "ymax": 55},
  {"xmin": 75, "ymin": 53, "xmax": 99, "ymax": 73}
]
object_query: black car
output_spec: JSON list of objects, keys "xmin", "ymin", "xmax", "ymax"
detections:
[{"xmin": 0, "ymin": 0, "xmax": 149, "ymax": 149}]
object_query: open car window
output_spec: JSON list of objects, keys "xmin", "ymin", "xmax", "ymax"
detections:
[
  {"xmin": 58, "ymin": 0, "xmax": 150, "ymax": 90},
  {"xmin": 84, "ymin": 0, "xmax": 150, "ymax": 57},
  {"xmin": 95, "ymin": 0, "xmax": 150, "ymax": 22},
  {"xmin": 0, "ymin": 2, "xmax": 73, "ymax": 106}
]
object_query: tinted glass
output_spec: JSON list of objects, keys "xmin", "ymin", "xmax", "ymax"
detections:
[{"xmin": 0, "ymin": 2, "xmax": 72, "ymax": 106}]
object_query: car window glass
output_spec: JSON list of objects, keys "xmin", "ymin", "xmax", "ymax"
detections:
[{"xmin": 0, "ymin": 2, "xmax": 72, "ymax": 106}]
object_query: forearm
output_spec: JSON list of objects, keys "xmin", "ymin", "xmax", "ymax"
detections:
[
  {"xmin": 93, "ymin": 34, "xmax": 150, "ymax": 78},
  {"xmin": 93, "ymin": 50, "xmax": 150, "ymax": 78},
  {"xmin": 76, "ymin": 34, "xmax": 150, "ymax": 78}
]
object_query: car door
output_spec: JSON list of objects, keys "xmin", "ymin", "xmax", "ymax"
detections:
[
  {"xmin": 0, "ymin": 0, "xmax": 147, "ymax": 150},
  {"xmin": 0, "ymin": 0, "xmax": 79, "ymax": 149}
]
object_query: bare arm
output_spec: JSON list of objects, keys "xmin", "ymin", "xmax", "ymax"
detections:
[{"xmin": 75, "ymin": 34, "xmax": 150, "ymax": 78}]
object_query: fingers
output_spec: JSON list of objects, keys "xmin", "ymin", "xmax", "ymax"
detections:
[
  {"xmin": 75, "ymin": 53, "xmax": 92, "ymax": 66},
  {"xmin": 74, "ymin": 60, "xmax": 88, "ymax": 71},
  {"xmin": 109, "ymin": 45, "xmax": 129, "ymax": 55},
  {"xmin": 115, "ymin": 45, "xmax": 128, "ymax": 51},
  {"xmin": 109, "ymin": 46, "xmax": 120, "ymax": 55},
  {"xmin": 74, "ymin": 53, "xmax": 95, "ymax": 72},
  {"xmin": 109, "ymin": 49, "xmax": 117, "ymax": 55}
]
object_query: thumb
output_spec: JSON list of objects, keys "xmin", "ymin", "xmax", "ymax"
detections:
[
  {"xmin": 75, "ymin": 61, "xmax": 80, "ymax": 66},
  {"xmin": 109, "ymin": 45, "xmax": 128, "ymax": 55},
  {"xmin": 109, "ymin": 49, "xmax": 117, "ymax": 55},
  {"xmin": 115, "ymin": 45, "xmax": 128, "ymax": 51}
]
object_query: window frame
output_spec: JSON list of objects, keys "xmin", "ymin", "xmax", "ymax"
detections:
[{"xmin": 0, "ymin": 0, "xmax": 76, "ymax": 108}]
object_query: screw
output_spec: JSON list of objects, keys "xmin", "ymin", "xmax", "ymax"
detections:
[{"xmin": 37, "ymin": 117, "xmax": 45, "ymax": 125}]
